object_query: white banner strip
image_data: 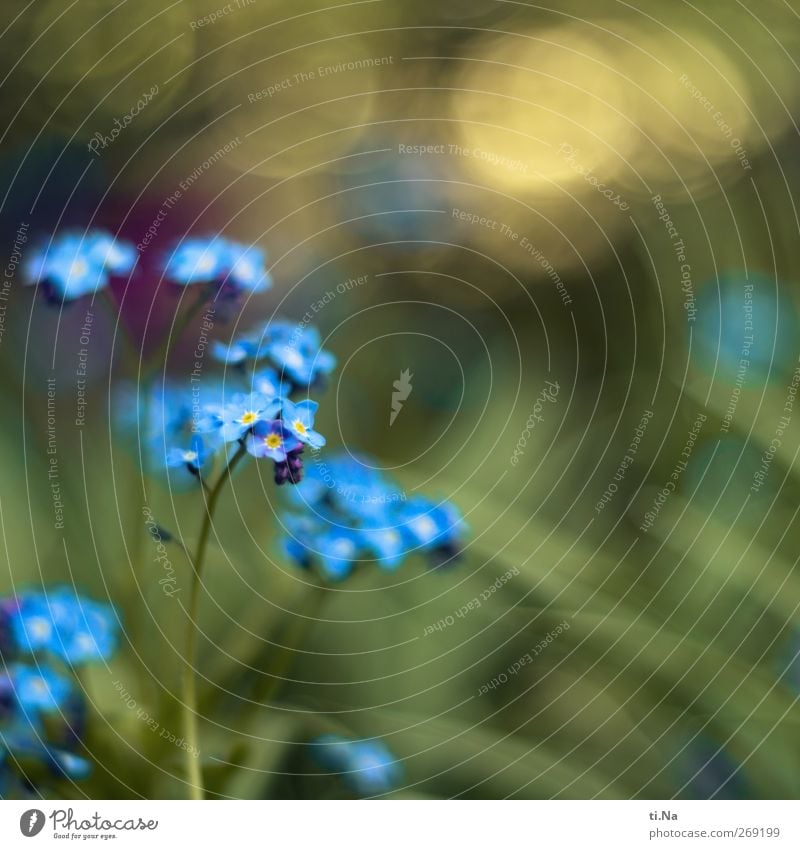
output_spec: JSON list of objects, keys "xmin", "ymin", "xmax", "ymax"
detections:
[{"xmin": 0, "ymin": 800, "xmax": 797, "ymax": 848}]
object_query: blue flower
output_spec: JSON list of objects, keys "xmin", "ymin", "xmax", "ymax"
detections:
[
  {"xmin": 115, "ymin": 380, "xmax": 192, "ymax": 450},
  {"xmin": 6, "ymin": 595, "xmax": 54, "ymax": 654},
  {"xmin": 164, "ymin": 238, "xmax": 228, "ymax": 284},
  {"xmin": 311, "ymin": 735, "xmax": 402, "ymax": 796},
  {"xmin": 223, "ymin": 243, "xmax": 270, "ymax": 293},
  {"xmin": 166, "ymin": 434, "xmax": 211, "ymax": 473},
  {"xmin": 281, "ymin": 515, "xmax": 360, "ymax": 580},
  {"xmin": 215, "ymin": 392, "xmax": 282, "ymax": 442},
  {"xmin": 209, "ymin": 318, "xmax": 335, "ymax": 389},
  {"xmin": 50, "ymin": 750, "xmax": 92, "ymax": 780},
  {"xmin": 250, "ymin": 318, "xmax": 296, "ymax": 353},
  {"xmin": 10, "ymin": 664, "xmax": 73, "ymax": 714},
  {"xmin": 359, "ymin": 522, "xmax": 406, "ymax": 569},
  {"xmin": 210, "ymin": 339, "xmax": 253, "ymax": 365},
  {"xmin": 281, "ymin": 399, "xmax": 326, "ymax": 449},
  {"xmin": 55, "ymin": 600, "xmax": 117, "ymax": 666},
  {"xmin": 289, "ymin": 453, "xmax": 386, "ymax": 515},
  {"xmin": 85, "ymin": 231, "xmax": 137, "ymax": 274},
  {"xmin": 9, "ymin": 589, "xmax": 118, "ymax": 665},
  {"xmin": 115, "ymin": 380, "xmax": 230, "ymax": 485},
  {"xmin": 266, "ymin": 326, "xmax": 337, "ymax": 387},
  {"xmin": 25, "ymin": 231, "xmax": 135, "ymax": 301},
  {"xmin": 246, "ymin": 420, "xmax": 299, "ymax": 462},
  {"xmin": 311, "ymin": 529, "xmax": 361, "ymax": 581},
  {"xmin": 250, "ymin": 368, "xmax": 289, "ymax": 401},
  {"xmin": 280, "ymin": 452, "xmax": 466, "ymax": 579},
  {"xmin": 0, "ymin": 587, "xmax": 118, "ymax": 793},
  {"xmin": 164, "ymin": 237, "xmax": 271, "ymax": 295},
  {"xmin": 0, "ymin": 716, "xmax": 92, "ymax": 782},
  {"xmin": 400, "ymin": 497, "xmax": 466, "ymax": 555}
]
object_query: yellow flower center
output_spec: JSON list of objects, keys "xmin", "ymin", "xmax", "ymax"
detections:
[
  {"xmin": 69, "ymin": 259, "xmax": 88, "ymax": 280},
  {"xmin": 293, "ymin": 419, "xmax": 307, "ymax": 435},
  {"xmin": 240, "ymin": 411, "xmax": 258, "ymax": 425},
  {"xmin": 265, "ymin": 433, "xmax": 282, "ymax": 449},
  {"xmin": 29, "ymin": 617, "xmax": 51, "ymax": 639}
]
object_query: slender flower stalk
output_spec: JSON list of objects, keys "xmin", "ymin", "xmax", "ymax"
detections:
[{"xmin": 182, "ymin": 443, "xmax": 248, "ymax": 799}]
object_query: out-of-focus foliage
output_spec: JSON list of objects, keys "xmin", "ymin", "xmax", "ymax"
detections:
[{"xmin": 1, "ymin": 0, "xmax": 800, "ymax": 799}]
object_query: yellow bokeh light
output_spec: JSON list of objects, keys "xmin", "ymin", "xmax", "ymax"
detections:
[{"xmin": 451, "ymin": 25, "xmax": 635, "ymax": 197}]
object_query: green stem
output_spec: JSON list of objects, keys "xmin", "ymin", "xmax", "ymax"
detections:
[{"xmin": 182, "ymin": 443, "xmax": 248, "ymax": 800}]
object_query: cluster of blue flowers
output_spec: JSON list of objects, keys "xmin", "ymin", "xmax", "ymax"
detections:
[
  {"xmin": 310, "ymin": 734, "xmax": 401, "ymax": 796},
  {"xmin": 117, "ymin": 318, "xmax": 335, "ymax": 488},
  {"xmin": 211, "ymin": 319, "xmax": 336, "ymax": 391},
  {"xmin": 281, "ymin": 453, "xmax": 466, "ymax": 581},
  {"xmin": 24, "ymin": 231, "xmax": 271, "ymax": 304},
  {"xmin": 0, "ymin": 588, "xmax": 118, "ymax": 794},
  {"xmin": 25, "ymin": 231, "xmax": 136, "ymax": 302}
]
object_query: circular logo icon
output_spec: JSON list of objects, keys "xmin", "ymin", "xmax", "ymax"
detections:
[{"xmin": 19, "ymin": 810, "xmax": 45, "ymax": 837}]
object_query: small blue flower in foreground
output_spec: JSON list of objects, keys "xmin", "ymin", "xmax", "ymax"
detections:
[
  {"xmin": 311, "ymin": 734, "xmax": 402, "ymax": 796},
  {"xmin": 166, "ymin": 434, "xmax": 211, "ymax": 475},
  {"xmin": 212, "ymin": 392, "xmax": 282, "ymax": 443},
  {"xmin": 25, "ymin": 231, "xmax": 135, "ymax": 301},
  {"xmin": 246, "ymin": 420, "xmax": 299, "ymax": 462},
  {"xmin": 282, "ymin": 399, "xmax": 326, "ymax": 448},
  {"xmin": 164, "ymin": 236, "xmax": 271, "ymax": 295}
]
